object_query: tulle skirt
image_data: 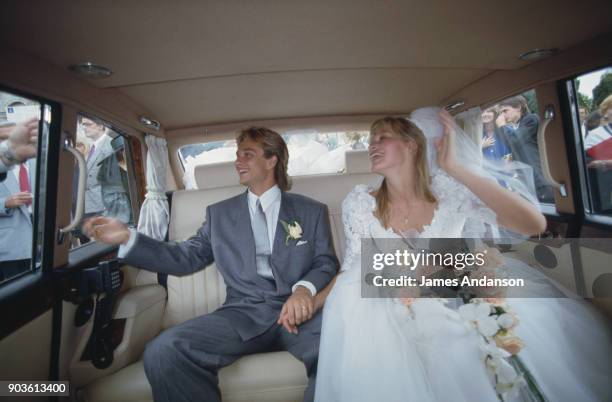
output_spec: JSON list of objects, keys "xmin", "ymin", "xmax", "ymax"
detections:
[{"xmin": 315, "ymin": 260, "xmax": 612, "ymax": 402}]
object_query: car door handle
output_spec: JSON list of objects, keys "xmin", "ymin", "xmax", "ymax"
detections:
[{"xmin": 60, "ymin": 134, "xmax": 87, "ymax": 235}]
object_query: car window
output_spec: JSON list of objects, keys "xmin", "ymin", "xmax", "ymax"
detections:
[
  {"xmin": 0, "ymin": 90, "xmax": 52, "ymax": 285},
  {"xmin": 571, "ymin": 66, "xmax": 612, "ymax": 217},
  {"xmin": 71, "ymin": 114, "xmax": 135, "ymax": 247},
  {"xmin": 180, "ymin": 130, "xmax": 369, "ymax": 189},
  {"xmin": 481, "ymin": 89, "xmax": 555, "ymax": 204}
]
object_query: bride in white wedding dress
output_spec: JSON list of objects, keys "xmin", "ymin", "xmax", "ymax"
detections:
[{"xmin": 313, "ymin": 108, "xmax": 612, "ymax": 402}]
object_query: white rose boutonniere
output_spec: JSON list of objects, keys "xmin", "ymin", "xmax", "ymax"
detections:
[{"xmin": 280, "ymin": 219, "xmax": 302, "ymax": 245}]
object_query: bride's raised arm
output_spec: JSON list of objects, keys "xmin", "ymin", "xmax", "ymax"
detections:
[{"xmin": 437, "ymin": 111, "xmax": 547, "ymax": 236}]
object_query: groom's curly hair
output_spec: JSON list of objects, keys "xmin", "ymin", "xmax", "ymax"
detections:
[{"xmin": 237, "ymin": 127, "xmax": 292, "ymax": 191}]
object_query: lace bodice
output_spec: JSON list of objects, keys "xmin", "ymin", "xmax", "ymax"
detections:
[{"xmin": 340, "ymin": 172, "xmax": 497, "ymax": 271}]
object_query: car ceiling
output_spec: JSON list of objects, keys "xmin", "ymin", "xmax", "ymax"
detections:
[{"xmin": 1, "ymin": 0, "xmax": 611, "ymax": 129}]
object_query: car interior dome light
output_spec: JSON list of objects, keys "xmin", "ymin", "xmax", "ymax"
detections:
[
  {"xmin": 519, "ymin": 48, "xmax": 558, "ymax": 61},
  {"xmin": 68, "ymin": 62, "xmax": 113, "ymax": 78}
]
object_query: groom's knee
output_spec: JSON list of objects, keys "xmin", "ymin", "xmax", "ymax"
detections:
[
  {"xmin": 143, "ymin": 327, "xmax": 193, "ymax": 378},
  {"xmin": 143, "ymin": 332, "xmax": 174, "ymax": 379},
  {"xmin": 144, "ymin": 326, "xmax": 229, "ymax": 377}
]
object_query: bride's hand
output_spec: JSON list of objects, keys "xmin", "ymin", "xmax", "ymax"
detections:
[{"xmin": 435, "ymin": 110, "xmax": 460, "ymax": 175}]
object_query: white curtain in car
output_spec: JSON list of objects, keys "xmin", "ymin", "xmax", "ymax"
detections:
[{"xmin": 137, "ymin": 134, "xmax": 170, "ymax": 240}]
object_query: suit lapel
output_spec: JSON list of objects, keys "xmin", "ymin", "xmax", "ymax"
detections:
[
  {"xmin": 233, "ymin": 190, "xmax": 297, "ymax": 289},
  {"xmin": 27, "ymin": 159, "xmax": 37, "ymax": 221},
  {"xmin": 87, "ymin": 148, "xmax": 97, "ymax": 170},
  {"xmin": 3, "ymin": 168, "xmax": 19, "ymax": 195},
  {"xmin": 234, "ymin": 191, "xmax": 255, "ymax": 266},
  {"xmin": 271, "ymin": 192, "xmax": 293, "ymax": 264},
  {"xmin": 234, "ymin": 190, "xmax": 273, "ymax": 288},
  {"xmin": 27, "ymin": 159, "xmax": 36, "ymax": 190},
  {"xmin": 87, "ymin": 135, "xmax": 109, "ymax": 170},
  {"xmin": 2, "ymin": 167, "xmax": 31, "ymax": 221},
  {"xmin": 87, "ymin": 141, "xmax": 98, "ymax": 170}
]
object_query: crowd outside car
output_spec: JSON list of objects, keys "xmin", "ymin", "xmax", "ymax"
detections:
[
  {"xmin": 582, "ymin": 94, "xmax": 612, "ymax": 213},
  {"xmin": 480, "ymin": 95, "xmax": 554, "ymax": 203},
  {"xmin": 72, "ymin": 116, "xmax": 133, "ymax": 245},
  {"xmin": 0, "ymin": 117, "xmax": 39, "ymax": 282}
]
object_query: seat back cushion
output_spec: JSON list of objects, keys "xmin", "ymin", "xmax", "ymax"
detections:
[
  {"xmin": 194, "ymin": 161, "xmax": 239, "ymax": 189},
  {"xmin": 345, "ymin": 149, "xmax": 371, "ymax": 174},
  {"xmin": 163, "ymin": 172, "xmax": 381, "ymax": 328}
]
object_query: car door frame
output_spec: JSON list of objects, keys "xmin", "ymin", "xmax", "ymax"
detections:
[{"xmin": 0, "ymin": 84, "xmax": 63, "ymax": 382}]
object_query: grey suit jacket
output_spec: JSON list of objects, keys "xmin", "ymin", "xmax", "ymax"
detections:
[
  {"xmin": 502, "ymin": 114, "xmax": 553, "ymax": 201},
  {"xmin": 85, "ymin": 135, "xmax": 114, "ymax": 214},
  {"xmin": 124, "ymin": 190, "xmax": 339, "ymax": 340},
  {"xmin": 0, "ymin": 159, "xmax": 35, "ymax": 262},
  {"xmin": 97, "ymin": 147, "xmax": 132, "ymax": 223}
]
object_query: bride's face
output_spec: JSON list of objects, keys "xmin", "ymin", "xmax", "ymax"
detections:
[{"xmin": 369, "ymin": 129, "xmax": 414, "ymax": 174}]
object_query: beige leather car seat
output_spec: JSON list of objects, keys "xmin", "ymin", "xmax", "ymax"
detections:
[{"xmin": 82, "ymin": 150, "xmax": 379, "ymax": 402}]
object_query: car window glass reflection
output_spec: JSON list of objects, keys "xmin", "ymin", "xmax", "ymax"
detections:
[
  {"xmin": 481, "ymin": 90, "xmax": 555, "ymax": 204},
  {"xmin": 574, "ymin": 67, "xmax": 612, "ymax": 216},
  {"xmin": 71, "ymin": 115, "xmax": 133, "ymax": 248},
  {"xmin": 0, "ymin": 92, "xmax": 40, "ymax": 283}
]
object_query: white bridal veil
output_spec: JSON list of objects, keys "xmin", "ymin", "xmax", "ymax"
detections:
[{"xmin": 409, "ymin": 106, "xmax": 540, "ymax": 240}]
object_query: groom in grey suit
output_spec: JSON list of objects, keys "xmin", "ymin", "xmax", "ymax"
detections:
[{"xmin": 84, "ymin": 127, "xmax": 339, "ymax": 402}]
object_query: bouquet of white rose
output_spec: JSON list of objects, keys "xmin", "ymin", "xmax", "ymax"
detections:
[{"xmin": 459, "ymin": 298, "xmax": 547, "ymax": 402}]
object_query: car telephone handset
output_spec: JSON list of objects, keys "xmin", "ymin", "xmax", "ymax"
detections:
[{"xmin": 67, "ymin": 259, "xmax": 123, "ymax": 369}]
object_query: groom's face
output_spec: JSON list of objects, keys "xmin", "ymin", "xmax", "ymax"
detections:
[{"xmin": 235, "ymin": 137, "xmax": 277, "ymax": 188}]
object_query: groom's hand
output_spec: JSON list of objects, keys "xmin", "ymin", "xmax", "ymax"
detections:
[
  {"xmin": 82, "ymin": 216, "xmax": 131, "ymax": 245},
  {"xmin": 278, "ymin": 286, "xmax": 314, "ymax": 334}
]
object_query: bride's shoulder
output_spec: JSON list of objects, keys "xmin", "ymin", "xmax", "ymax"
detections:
[
  {"xmin": 342, "ymin": 184, "xmax": 376, "ymax": 214},
  {"xmin": 343, "ymin": 184, "xmax": 375, "ymax": 203},
  {"xmin": 431, "ymin": 170, "xmax": 466, "ymax": 199},
  {"xmin": 431, "ymin": 170, "xmax": 453, "ymax": 187}
]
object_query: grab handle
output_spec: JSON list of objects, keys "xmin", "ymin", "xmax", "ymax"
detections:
[
  {"xmin": 537, "ymin": 105, "xmax": 567, "ymax": 197},
  {"xmin": 60, "ymin": 134, "xmax": 87, "ymax": 235}
]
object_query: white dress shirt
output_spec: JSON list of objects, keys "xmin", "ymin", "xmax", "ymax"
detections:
[{"xmin": 119, "ymin": 184, "xmax": 316, "ymax": 295}]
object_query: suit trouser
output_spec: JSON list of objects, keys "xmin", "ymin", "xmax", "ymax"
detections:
[{"xmin": 143, "ymin": 310, "xmax": 320, "ymax": 402}]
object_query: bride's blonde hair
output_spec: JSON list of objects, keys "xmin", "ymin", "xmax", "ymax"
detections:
[{"xmin": 370, "ymin": 117, "xmax": 436, "ymax": 229}]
